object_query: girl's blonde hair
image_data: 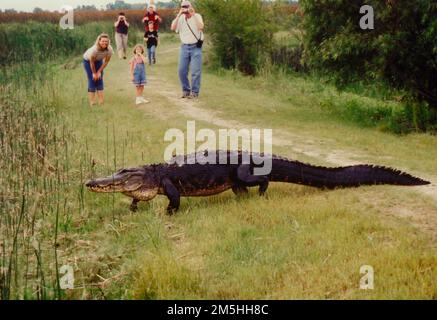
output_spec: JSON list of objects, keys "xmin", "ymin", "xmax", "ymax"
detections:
[
  {"xmin": 95, "ymin": 33, "xmax": 111, "ymax": 49},
  {"xmin": 133, "ymin": 44, "xmax": 145, "ymax": 54}
]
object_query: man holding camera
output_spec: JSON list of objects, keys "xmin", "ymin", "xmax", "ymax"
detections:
[
  {"xmin": 114, "ymin": 12, "xmax": 129, "ymax": 59},
  {"xmin": 171, "ymin": 1, "xmax": 204, "ymax": 99}
]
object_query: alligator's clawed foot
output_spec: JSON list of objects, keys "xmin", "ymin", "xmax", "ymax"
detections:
[
  {"xmin": 130, "ymin": 199, "xmax": 139, "ymax": 212},
  {"xmin": 232, "ymin": 186, "xmax": 249, "ymax": 197},
  {"xmin": 166, "ymin": 206, "xmax": 178, "ymax": 215},
  {"xmin": 259, "ymin": 182, "xmax": 269, "ymax": 196}
]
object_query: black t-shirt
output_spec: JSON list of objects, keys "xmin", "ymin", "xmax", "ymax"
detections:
[
  {"xmin": 145, "ymin": 31, "xmax": 158, "ymax": 48},
  {"xmin": 116, "ymin": 20, "xmax": 129, "ymax": 35}
]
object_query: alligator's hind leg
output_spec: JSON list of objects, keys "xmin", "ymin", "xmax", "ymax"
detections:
[
  {"xmin": 162, "ymin": 178, "xmax": 180, "ymax": 214},
  {"xmin": 232, "ymin": 185, "xmax": 249, "ymax": 196},
  {"xmin": 237, "ymin": 164, "xmax": 269, "ymax": 196},
  {"xmin": 130, "ymin": 199, "xmax": 139, "ymax": 212}
]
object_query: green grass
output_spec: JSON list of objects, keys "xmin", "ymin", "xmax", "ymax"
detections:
[
  {"xmin": 1, "ymin": 30, "xmax": 436, "ymax": 300},
  {"xmin": 0, "ymin": 21, "xmax": 142, "ymax": 66}
]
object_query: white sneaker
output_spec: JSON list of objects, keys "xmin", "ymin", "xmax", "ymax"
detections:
[
  {"xmin": 140, "ymin": 97, "xmax": 150, "ymax": 104},
  {"xmin": 135, "ymin": 97, "xmax": 142, "ymax": 105}
]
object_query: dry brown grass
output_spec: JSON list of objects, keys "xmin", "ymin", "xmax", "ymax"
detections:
[{"xmin": 0, "ymin": 9, "xmax": 176, "ymax": 30}]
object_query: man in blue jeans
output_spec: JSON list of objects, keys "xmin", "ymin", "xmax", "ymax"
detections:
[{"xmin": 171, "ymin": 0, "xmax": 204, "ymax": 99}]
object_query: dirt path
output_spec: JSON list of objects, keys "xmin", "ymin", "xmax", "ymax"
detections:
[{"xmin": 107, "ymin": 42, "xmax": 437, "ymax": 233}]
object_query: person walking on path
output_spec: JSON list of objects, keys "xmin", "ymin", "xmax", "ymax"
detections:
[
  {"xmin": 114, "ymin": 12, "xmax": 129, "ymax": 59},
  {"xmin": 130, "ymin": 44, "xmax": 149, "ymax": 105},
  {"xmin": 171, "ymin": 0, "xmax": 204, "ymax": 99},
  {"xmin": 144, "ymin": 21, "xmax": 159, "ymax": 65},
  {"xmin": 83, "ymin": 34, "xmax": 114, "ymax": 106}
]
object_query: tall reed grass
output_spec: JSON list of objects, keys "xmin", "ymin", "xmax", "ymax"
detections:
[
  {"xmin": 0, "ymin": 22, "xmax": 125, "ymax": 300},
  {"xmin": 0, "ymin": 9, "xmax": 175, "ymax": 32},
  {"xmin": 0, "ymin": 21, "xmax": 141, "ymax": 66},
  {"xmin": 1, "ymin": 63, "xmax": 65, "ymax": 299}
]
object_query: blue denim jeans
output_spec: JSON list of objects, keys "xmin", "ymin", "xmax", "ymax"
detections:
[
  {"xmin": 147, "ymin": 45, "xmax": 156, "ymax": 64},
  {"xmin": 133, "ymin": 63, "xmax": 147, "ymax": 86},
  {"xmin": 178, "ymin": 44, "xmax": 202, "ymax": 95},
  {"xmin": 83, "ymin": 59, "xmax": 104, "ymax": 92}
]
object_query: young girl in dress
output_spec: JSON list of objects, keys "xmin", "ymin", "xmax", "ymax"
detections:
[{"xmin": 129, "ymin": 44, "xmax": 149, "ymax": 105}]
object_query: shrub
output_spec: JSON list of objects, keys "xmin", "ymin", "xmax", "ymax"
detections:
[
  {"xmin": 197, "ymin": 0, "xmax": 276, "ymax": 75},
  {"xmin": 300, "ymin": 0, "xmax": 437, "ymax": 111},
  {"xmin": 271, "ymin": 1, "xmax": 301, "ymax": 30},
  {"xmin": 270, "ymin": 30, "xmax": 306, "ymax": 72}
]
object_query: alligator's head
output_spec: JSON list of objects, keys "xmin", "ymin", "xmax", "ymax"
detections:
[{"xmin": 85, "ymin": 167, "xmax": 159, "ymax": 201}]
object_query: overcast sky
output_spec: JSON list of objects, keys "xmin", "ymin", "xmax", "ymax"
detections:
[{"xmin": 0, "ymin": 1, "xmax": 172, "ymax": 12}]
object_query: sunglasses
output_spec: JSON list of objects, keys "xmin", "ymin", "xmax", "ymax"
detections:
[{"xmin": 181, "ymin": 5, "xmax": 189, "ymax": 9}]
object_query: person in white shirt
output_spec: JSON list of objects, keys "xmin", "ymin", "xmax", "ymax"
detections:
[
  {"xmin": 171, "ymin": 1, "xmax": 204, "ymax": 99},
  {"xmin": 83, "ymin": 34, "xmax": 114, "ymax": 106}
]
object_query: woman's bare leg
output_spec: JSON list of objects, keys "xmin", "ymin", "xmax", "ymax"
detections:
[
  {"xmin": 88, "ymin": 92, "xmax": 97, "ymax": 106},
  {"xmin": 97, "ymin": 90, "xmax": 104, "ymax": 105}
]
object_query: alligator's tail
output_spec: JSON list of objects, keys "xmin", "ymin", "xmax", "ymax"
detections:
[{"xmin": 269, "ymin": 159, "xmax": 430, "ymax": 189}]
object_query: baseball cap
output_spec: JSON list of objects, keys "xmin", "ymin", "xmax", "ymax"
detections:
[{"xmin": 181, "ymin": 1, "xmax": 191, "ymax": 7}]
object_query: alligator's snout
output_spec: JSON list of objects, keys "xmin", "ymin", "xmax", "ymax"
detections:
[
  {"xmin": 85, "ymin": 178, "xmax": 119, "ymax": 193},
  {"xmin": 85, "ymin": 168, "xmax": 146, "ymax": 193},
  {"xmin": 85, "ymin": 179, "xmax": 105, "ymax": 191},
  {"xmin": 85, "ymin": 180, "xmax": 96, "ymax": 188},
  {"xmin": 85, "ymin": 180, "xmax": 105, "ymax": 191}
]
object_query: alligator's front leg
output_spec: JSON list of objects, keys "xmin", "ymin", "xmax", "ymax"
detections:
[
  {"xmin": 237, "ymin": 164, "xmax": 269, "ymax": 196},
  {"xmin": 130, "ymin": 199, "xmax": 139, "ymax": 212},
  {"xmin": 162, "ymin": 178, "xmax": 180, "ymax": 214}
]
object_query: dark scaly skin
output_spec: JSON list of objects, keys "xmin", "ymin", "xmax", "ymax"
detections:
[{"xmin": 85, "ymin": 150, "xmax": 430, "ymax": 214}]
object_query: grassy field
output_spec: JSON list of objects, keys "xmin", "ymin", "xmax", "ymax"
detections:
[
  {"xmin": 0, "ymin": 9, "xmax": 176, "ymax": 30},
  {"xmin": 1, "ymin": 32, "xmax": 436, "ymax": 300},
  {"xmin": 0, "ymin": 22, "xmax": 143, "ymax": 66}
]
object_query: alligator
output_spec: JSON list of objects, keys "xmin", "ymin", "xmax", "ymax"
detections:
[{"xmin": 85, "ymin": 150, "xmax": 430, "ymax": 213}]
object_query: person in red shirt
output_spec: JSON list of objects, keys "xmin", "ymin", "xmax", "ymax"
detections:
[{"xmin": 142, "ymin": 5, "xmax": 162, "ymax": 32}]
